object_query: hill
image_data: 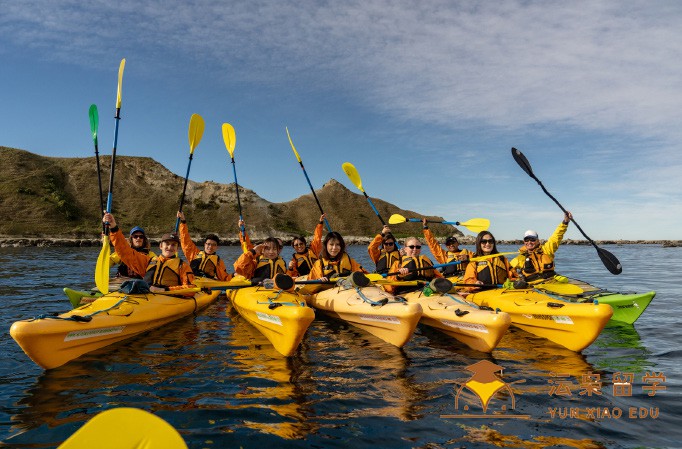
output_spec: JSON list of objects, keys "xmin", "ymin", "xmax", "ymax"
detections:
[{"xmin": 0, "ymin": 146, "xmax": 462, "ymax": 243}]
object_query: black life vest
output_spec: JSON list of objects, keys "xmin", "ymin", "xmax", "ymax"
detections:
[
  {"xmin": 316, "ymin": 253, "xmax": 354, "ymax": 278},
  {"xmin": 190, "ymin": 252, "xmax": 221, "ymax": 279},
  {"xmin": 474, "ymin": 257, "xmax": 509, "ymax": 289},
  {"xmin": 375, "ymin": 249, "xmax": 401, "ymax": 274},
  {"xmin": 292, "ymin": 250, "xmax": 318, "ymax": 276},
  {"xmin": 442, "ymin": 249, "xmax": 468, "ymax": 276},
  {"xmin": 399, "ymin": 255, "xmax": 436, "ymax": 281},
  {"xmin": 519, "ymin": 248, "xmax": 556, "ymax": 281},
  {"xmin": 143, "ymin": 256, "xmax": 186, "ymax": 288},
  {"xmin": 252, "ymin": 257, "xmax": 287, "ymax": 283}
]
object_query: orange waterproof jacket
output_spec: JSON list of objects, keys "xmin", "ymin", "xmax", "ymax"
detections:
[
  {"xmin": 367, "ymin": 234, "xmax": 401, "ymax": 274},
  {"xmin": 463, "ymin": 255, "xmax": 513, "ymax": 291},
  {"xmin": 178, "ymin": 222, "xmax": 232, "ymax": 281},
  {"xmin": 289, "ymin": 222, "xmax": 324, "ymax": 277},
  {"xmin": 110, "ymin": 228, "xmax": 195, "ymax": 290},
  {"xmin": 422, "ymin": 229, "xmax": 472, "ymax": 274}
]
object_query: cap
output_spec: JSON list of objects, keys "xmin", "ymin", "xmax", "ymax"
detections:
[
  {"xmin": 524, "ymin": 230, "xmax": 539, "ymax": 239},
  {"xmin": 160, "ymin": 233, "xmax": 180, "ymax": 244},
  {"xmin": 129, "ymin": 226, "xmax": 145, "ymax": 236},
  {"xmin": 445, "ymin": 236, "xmax": 459, "ymax": 245}
]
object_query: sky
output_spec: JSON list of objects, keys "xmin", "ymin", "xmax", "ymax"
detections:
[{"xmin": 2, "ymin": 0, "xmax": 681, "ymax": 240}]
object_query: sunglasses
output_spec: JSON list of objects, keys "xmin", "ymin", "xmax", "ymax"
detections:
[
  {"xmin": 480, "ymin": 239, "xmax": 495, "ymax": 245},
  {"xmin": 407, "ymin": 245, "xmax": 422, "ymax": 249},
  {"xmin": 383, "ymin": 241, "xmax": 395, "ymax": 246},
  {"xmin": 293, "ymin": 242, "xmax": 306, "ymax": 247},
  {"xmin": 131, "ymin": 234, "xmax": 145, "ymax": 239},
  {"xmin": 524, "ymin": 237, "xmax": 538, "ymax": 242}
]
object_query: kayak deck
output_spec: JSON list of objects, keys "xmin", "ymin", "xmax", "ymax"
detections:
[{"xmin": 11, "ymin": 290, "xmax": 219, "ymax": 369}]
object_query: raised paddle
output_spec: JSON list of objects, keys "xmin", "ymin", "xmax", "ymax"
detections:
[
  {"xmin": 388, "ymin": 213, "xmax": 490, "ymax": 234},
  {"xmin": 57, "ymin": 407, "xmax": 187, "ymax": 449},
  {"xmin": 95, "ymin": 58, "xmax": 125, "ymax": 295},
  {"xmin": 222, "ymin": 123, "xmax": 249, "ymax": 253},
  {"xmin": 342, "ymin": 162, "xmax": 388, "ymax": 226},
  {"xmin": 511, "ymin": 147, "xmax": 622, "ymax": 275},
  {"xmin": 88, "ymin": 104, "xmax": 105, "ymax": 232},
  {"xmin": 174, "ymin": 113, "xmax": 205, "ymax": 232},
  {"xmin": 286, "ymin": 127, "xmax": 332, "ymax": 232}
]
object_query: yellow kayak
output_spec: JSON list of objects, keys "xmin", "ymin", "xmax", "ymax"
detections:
[
  {"xmin": 10, "ymin": 289, "xmax": 220, "ymax": 369},
  {"xmin": 226, "ymin": 286, "xmax": 315, "ymax": 357},
  {"xmin": 467, "ymin": 288, "xmax": 613, "ymax": 352},
  {"xmin": 400, "ymin": 289, "xmax": 511, "ymax": 353},
  {"xmin": 300, "ymin": 284, "xmax": 422, "ymax": 348}
]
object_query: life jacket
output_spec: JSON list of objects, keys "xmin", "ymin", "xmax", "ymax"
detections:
[
  {"xmin": 292, "ymin": 250, "xmax": 318, "ymax": 276},
  {"xmin": 442, "ymin": 249, "xmax": 468, "ymax": 276},
  {"xmin": 375, "ymin": 249, "xmax": 401, "ymax": 274},
  {"xmin": 252, "ymin": 256, "xmax": 287, "ymax": 282},
  {"xmin": 399, "ymin": 255, "xmax": 436, "ymax": 281},
  {"xmin": 143, "ymin": 256, "xmax": 186, "ymax": 288},
  {"xmin": 190, "ymin": 252, "xmax": 221, "ymax": 279},
  {"xmin": 316, "ymin": 253, "xmax": 354, "ymax": 278},
  {"xmin": 473, "ymin": 257, "xmax": 509, "ymax": 289},
  {"xmin": 117, "ymin": 247, "xmax": 150, "ymax": 279},
  {"xmin": 518, "ymin": 248, "xmax": 555, "ymax": 281}
]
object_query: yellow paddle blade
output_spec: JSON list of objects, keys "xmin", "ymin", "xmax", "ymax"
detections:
[
  {"xmin": 115, "ymin": 58, "xmax": 125, "ymax": 109},
  {"xmin": 285, "ymin": 127, "xmax": 302, "ymax": 163},
  {"xmin": 58, "ymin": 407, "xmax": 187, "ymax": 449},
  {"xmin": 341, "ymin": 162, "xmax": 364, "ymax": 192},
  {"xmin": 388, "ymin": 213, "xmax": 407, "ymax": 225},
  {"xmin": 188, "ymin": 114, "xmax": 205, "ymax": 154},
  {"xmin": 222, "ymin": 123, "xmax": 236, "ymax": 158},
  {"xmin": 366, "ymin": 273, "xmax": 384, "ymax": 282},
  {"xmin": 459, "ymin": 218, "xmax": 490, "ymax": 233},
  {"xmin": 94, "ymin": 236, "xmax": 111, "ymax": 294},
  {"xmin": 533, "ymin": 282, "xmax": 584, "ymax": 295}
]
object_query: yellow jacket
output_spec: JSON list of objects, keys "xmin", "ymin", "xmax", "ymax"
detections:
[{"xmin": 510, "ymin": 222, "xmax": 568, "ymax": 279}]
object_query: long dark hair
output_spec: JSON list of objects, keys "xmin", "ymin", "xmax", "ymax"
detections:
[
  {"xmin": 474, "ymin": 231, "xmax": 499, "ymax": 257},
  {"xmin": 320, "ymin": 232, "xmax": 346, "ymax": 260}
]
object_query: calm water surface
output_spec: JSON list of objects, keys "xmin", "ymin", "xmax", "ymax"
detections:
[{"xmin": 1, "ymin": 244, "xmax": 680, "ymax": 448}]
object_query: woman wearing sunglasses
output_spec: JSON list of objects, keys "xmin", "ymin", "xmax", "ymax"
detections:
[
  {"xmin": 463, "ymin": 231, "xmax": 514, "ymax": 292},
  {"xmin": 110, "ymin": 225, "xmax": 157, "ymax": 279},
  {"xmin": 510, "ymin": 211, "xmax": 572, "ymax": 282},
  {"xmin": 385, "ymin": 237, "xmax": 442, "ymax": 294},
  {"xmin": 288, "ymin": 214, "xmax": 326, "ymax": 277},
  {"xmin": 367, "ymin": 225, "xmax": 401, "ymax": 274}
]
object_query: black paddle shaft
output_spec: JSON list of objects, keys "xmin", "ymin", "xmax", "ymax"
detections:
[{"xmin": 511, "ymin": 148, "xmax": 622, "ymax": 274}]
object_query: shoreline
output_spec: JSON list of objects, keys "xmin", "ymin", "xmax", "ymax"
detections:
[{"xmin": 1, "ymin": 237, "xmax": 680, "ymax": 248}]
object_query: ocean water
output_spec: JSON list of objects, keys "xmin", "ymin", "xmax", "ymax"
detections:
[{"xmin": 0, "ymin": 244, "xmax": 680, "ymax": 448}]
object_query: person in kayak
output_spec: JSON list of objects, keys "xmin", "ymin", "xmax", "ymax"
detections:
[
  {"xmin": 422, "ymin": 219, "xmax": 471, "ymax": 277},
  {"xmin": 109, "ymin": 226, "xmax": 157, "ymax": 278},
  {"xmin": 102, "ymin": 213, "xmax": 195, "ymax": 292},
  {"xmin": 385, "ymin": 236, "xmax": 442, "ymax": 294},
  {"xmin": 288, "ymin": 214, "xmax": 326, "ymax": 277},
  {"xmin": 176, "ymin": 211, "xmax": 232, "ymax": 281},
  {"xmin": 510, "ymin": 211, "xmax": 573, "ymax": 282},
  {"xmin": 367, "ymin": 225, "xmax": 401, "ymax": 274},
  {"xmin": 308, "ymin": 232, "xmax": 367, "ymax": 282},
  {"xmin": 463, "ymin": 231, "xmax": 514, "ymax": 292},
  {"xmin": 233, "ymin": 220, "xmax": 288, "ymax": 284}
]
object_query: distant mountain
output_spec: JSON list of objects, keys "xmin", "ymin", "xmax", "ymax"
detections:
[{"xmin": 0, "ymin": 146, "xmax": 462, "ymax": 242}]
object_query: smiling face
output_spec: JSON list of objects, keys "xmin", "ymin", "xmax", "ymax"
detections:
[
  {"xmin": 326, "ymin": 238, "xmax": 342, "ymax": 258},
  {"xmin": 262, "ymin": 241, "xmax": 280, "ymax": 259},
  {"xmin": 479, "ymin": 234, "xmax": 495, "ymax": 255},
  {"xmin": 523, "ymin": 236, "xmax": 539, "ymax": 251},
  {"xmin": 159, "ymin": 240, "xmax": 178, "ymax": 258},
  {"xmin": 204, "ymin": 239, "xmax": 218, "ymax": 255},
  {"xmin": 130, "ymin": 233, "xmax": 146, "ymax": 249},
  {"xmin": 403, "ymin": 237, "xmax": 422, "ymax": 257},
  {"xmin": 292, "ymin": 238, "xmax": 307, "ymax": 254}
]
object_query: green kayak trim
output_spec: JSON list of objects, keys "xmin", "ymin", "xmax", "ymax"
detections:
[{"xmin": 63, "ymin": 287, "xmax": 102, "ymax": 309}]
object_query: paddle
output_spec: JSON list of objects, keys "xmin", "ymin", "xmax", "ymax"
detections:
[
  {"xmin": 342, "ymin": 162, "xmax": 389, "ymax": 226},
  {"xmin": 174, "ymin": 113, "xmax": 205, "ymax": 232},
  {"xmin": 366, "ymin": 252, "xmax": 516, "ymax": 281},
  {"xmin": 511, "ymin": 147, "xmax": 622, "ymax": 275},
  {"xmin": 57, "ymin": 407, "xmax": 187, "ymax": 449},
  {"xmin": 222, "ymin": 123, "xmax": 250, "ymax": 253},
  {"xmin": 389, "ymin": 213, "xmax": 490, "ymax": 234},
  {"xmin": 285, "ymin": 127, "xmax": 332, "ymax": 232},
  {"xmin": 88, "ymin": 104, "xmax": 105, "ymax": 232},
  {"xmin": 95, "ymin": 58, "xmax": 125, "ymax": 295}
]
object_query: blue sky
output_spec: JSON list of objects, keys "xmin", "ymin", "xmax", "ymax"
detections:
[{"xmin": 2, "ymin": 1, "xmax": 681, "ymax": 240}]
